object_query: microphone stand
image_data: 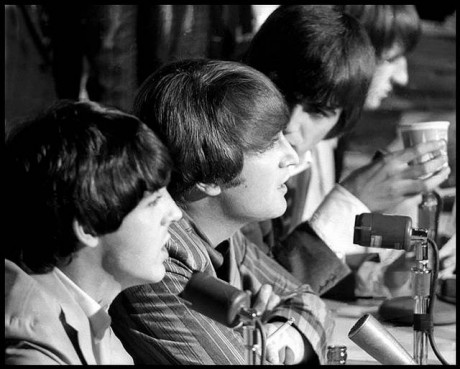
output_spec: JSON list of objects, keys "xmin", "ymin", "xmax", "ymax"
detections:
[
  {"xmin": 239, "ymin": 308, "xmax": 262, "ymax": 365},
  {"xmin": 179, "ymin": 272, "xmax": 266, "ymax": 365},
  {"xmin": 411, "ymin": 229, "xmax": 431, "ymax": 365},
  {"xmin": 353, "ymin": 213, "xmax": 450, "ymax": 365},
  {"xmin": 413, "ymin": 190, "xmax": 441, "ymax": 364}
]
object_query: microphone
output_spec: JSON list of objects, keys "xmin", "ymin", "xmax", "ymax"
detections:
[
  {"xmin": 353, "ymin": 213, "xmax": 442, "ymax": 365},
  {"xmin": 354, "ymin": 213, "xmax": 427, "ymax": 251},
  {"xmin": 348, "ymin": 314, "xmax": 416, "ymax": 365},
  {"xmin": 179, "ymin": 272, "xmax": 251, "ymax": 328}
]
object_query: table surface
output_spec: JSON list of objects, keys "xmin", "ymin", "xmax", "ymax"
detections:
[{"xmin": 325, "ymin": 298, "xmax": 456, "ymax": 365}]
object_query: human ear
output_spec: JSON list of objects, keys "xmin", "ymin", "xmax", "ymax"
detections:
[
  {"xmin": 195, "ymin": 182, "xmax": 222, "ymax": 197},
  {"xmin": 72, "ymin": 219, "xmax": 99, "ymax": 248}
]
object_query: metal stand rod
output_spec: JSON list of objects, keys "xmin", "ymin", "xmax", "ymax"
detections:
[
  {"xmin": 239, "ymin": 308, "xmax": 261, "ymax": 365},
  {"xmin": 243, "ymin": 324, "xmax": 258, "ymax": 365},
  {"xmin": 413, "ymin": 298, "xmax": 429, "ymax": 364},
  {"xmin": 412, "ymin": 241, "xmax": 431, "ymax": 365}
]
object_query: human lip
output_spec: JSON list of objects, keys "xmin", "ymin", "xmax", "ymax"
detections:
[
  {"xmin": 161, "ymin": 232, "xmax": 170, "ymax": 251},
  {"xmin": 278, "ymin": 183, "xmax": 288, "ymax": 194},
  {"xmin": 163, "ymin": 232, "xmax": 171, "ymax": 246},
  {"xmin": 161, "ymin": 244, "xmax": 169, "ymax": 261},
  {"xmin": 278, "ymin": 177, "xmax": 290, "ymax": 193},
  {"xmin": 279, "ymin": 175, "xmax": 290, "ymax": 188}
]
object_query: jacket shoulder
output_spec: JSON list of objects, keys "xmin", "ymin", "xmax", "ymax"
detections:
[
  {"xmin": 5, "ymin": 260, "xmax": 77, "ymax": 364},
  {"xmin": 166, "ymin": 220, "xmax": 212, "ymax": 271}
]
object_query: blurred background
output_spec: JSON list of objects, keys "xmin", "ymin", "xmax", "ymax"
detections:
[{"xmin": 4, "ymin": 5, "xmax": 456, "ymax": 206}]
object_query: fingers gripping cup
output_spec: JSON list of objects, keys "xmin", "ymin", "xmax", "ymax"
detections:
[{"xmin": 398, "ymin": 121, "xmax": 449, "ymax": 178}]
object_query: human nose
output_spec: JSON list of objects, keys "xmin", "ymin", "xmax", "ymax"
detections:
[
  {"xmin": 164, "ymin": 191, "xmax": 183, "ymax": 224},
  {"xmin": 279, "ymin": 133, "xmax": 299, "ymax": 168},
  {"xmin": 391, "ymin": 57, "xmax": 408, "ymax": 87},
  {"xmin": 284, "ymin": 127, "xmax": 303, "ymax": 150}
]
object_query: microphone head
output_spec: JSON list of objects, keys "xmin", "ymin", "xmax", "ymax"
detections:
[
  {"xmin": 179, "ymin": 272, "xmax": 250, "ymax": 328},
  {"xmin": 354, "ymin": 213, "xmax": 413, "ymax": 251},
  {"xmin": 348, "ymin": 314, "xmax": 416, "ymax": 365}
]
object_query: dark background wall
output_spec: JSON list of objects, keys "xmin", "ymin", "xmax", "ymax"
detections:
[{"xmin": 4, "ymin": 5, "xmax": 254, "ymax": 129}]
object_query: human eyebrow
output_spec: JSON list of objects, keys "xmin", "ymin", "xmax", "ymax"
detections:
[
  {"xmin": 270, "ymin": 131, "xmax": 283, "ymax": 143},
  {"xmin": 258, "ymin": 131, "xmax": 283, "ymax": 152},
  {"xmin": 312, "ymin": 106, "xmax": 337, "ymax": 118},
  {"xmin": 142, "ymin": 188, "xmax": 165, "ymax": 206},
  {"xmin": 382, "ymin": 51, "xmax": 405, "ymax": 64}
]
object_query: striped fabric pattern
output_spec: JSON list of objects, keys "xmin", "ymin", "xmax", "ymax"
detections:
[{"xmin": 110, "ymin": 215, "xmax": 333, "ymax": 364}]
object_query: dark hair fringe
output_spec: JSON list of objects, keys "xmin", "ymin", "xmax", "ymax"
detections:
[
  {"xmin": 133, "ymin": 59, "xmax": 290, "ymax": 201},
  {"xmin": 5, "ymin": 100, "xmax": 172, "ymax": 273},
  {"xmin": 244, "ymin": 5, "xmax": 376, "ymax": 138},
  {"xmin": 336, "ymin": 5, "xmax": 421, "ymax": 60}
]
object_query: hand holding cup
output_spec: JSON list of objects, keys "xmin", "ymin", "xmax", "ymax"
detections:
[
  {"xmin": 341, "ymin": 137, "xmax": 450, "ymax": 213},
  {"xmin": 399, "ymin": 121, "xmax": 450, "ymax": 178}
]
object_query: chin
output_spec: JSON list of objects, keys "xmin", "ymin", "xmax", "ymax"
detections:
[
  {"xmin": 136, "ymin": 266, "xmax": 166, "ymax": 286},
  {"xmin": 271, "ymin": 201, "xmax": 288, "ymax": 218},
  {"xmin": 152, "ymin": 265, "xmax": 167, "ymax": 283}
]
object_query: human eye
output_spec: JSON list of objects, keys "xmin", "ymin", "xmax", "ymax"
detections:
[
  {"xmin": 270, "ymin": 132, "xmax": 283, "ymax": 146},
  {"xmin": 145, "ymin": 188, "xmax": 165, "ymax": 207},
  {"xmin": 148, "ymin": 195, "xmax": 162, "ymax": 207},
  {"xmin": 282, "ymin": 129, "xmax": 297, "ymax": 144},
  {"xmin": 381, "ymin": 50, "xmax": 404, "ymax": 65},
  {"xmin": 308, "ymin": 106, "xmax": 329, "ymax": 118}
]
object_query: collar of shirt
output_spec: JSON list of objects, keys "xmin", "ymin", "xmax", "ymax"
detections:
[
  {"xmin": 54, "ymin": 268, "xmax": 111, "ymax": 341},
  {"xmin": 178, "ymin": 210, "xmax": 225, "ymax": 269},
  {"xmin": 176, "ymin": 210, "xmax": 243, "ymax": 289}
]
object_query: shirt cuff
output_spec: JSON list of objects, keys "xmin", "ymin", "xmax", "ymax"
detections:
[{"xmin": 308, "ymin": 184, "xmax": 370, "ymax": 256}]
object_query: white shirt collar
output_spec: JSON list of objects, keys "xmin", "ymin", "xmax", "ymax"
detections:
[{"xmin": 54, "ymin": 267, "xmax": 111, "ymax": 340}]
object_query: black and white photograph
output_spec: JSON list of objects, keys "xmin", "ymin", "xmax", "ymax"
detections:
[{"xmin": 5, "ymin": 5, "xmax": 456, "ymax": 365}]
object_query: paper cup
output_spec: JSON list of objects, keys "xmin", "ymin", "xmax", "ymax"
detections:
[
  {"xmin": 398, "ymin": 121, "xmax": 449, "ymax": 178},
  {"xmin": 399, "ymin": 121, "xmax": 449, "ymax": 160}
]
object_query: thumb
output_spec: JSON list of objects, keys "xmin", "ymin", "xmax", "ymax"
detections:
[
  {"xmin": 284, "ymin": 346, "xmax": 295, "ymax": 365},
  {"xmin": 278, "ymin": 346, "xmax": 286, "ymax": 364}
]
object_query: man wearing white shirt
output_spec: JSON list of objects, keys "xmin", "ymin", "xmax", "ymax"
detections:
[{"xmin": 243, "ymin": 5, "xmax": 450, "ymax": 297}]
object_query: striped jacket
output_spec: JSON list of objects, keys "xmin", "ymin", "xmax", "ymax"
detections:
[{"xmin": 110, "ymin": 213, "xmax": 333, "ymax": 364}]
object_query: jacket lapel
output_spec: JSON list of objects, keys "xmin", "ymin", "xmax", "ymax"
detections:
[{"xmin": 34, "ymin": 271, "xmax": 97, "ymax": 365}]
